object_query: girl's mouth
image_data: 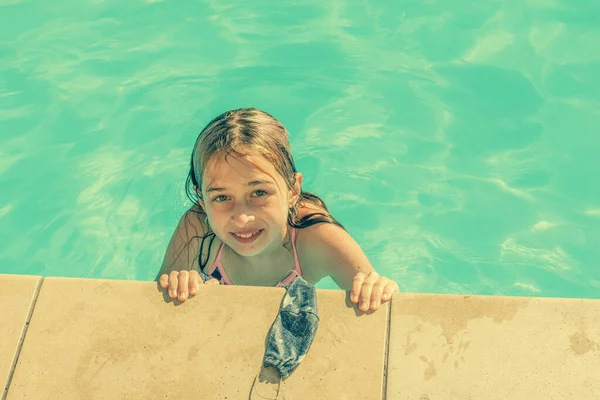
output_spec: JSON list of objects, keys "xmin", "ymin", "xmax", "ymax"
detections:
[{"xmin": 231, "ymin": 229, "xmax": 263, "ymax": 243}]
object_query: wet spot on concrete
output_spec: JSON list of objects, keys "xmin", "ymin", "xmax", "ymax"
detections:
[
  {"xmin": 570, "ymin": 331, "xmax": 597, "ymax": 356},
  {"xmin": 405, "ymin": 324, "xmax": 423, "ymax": 355},
  {"xmin": 420, "ymin": 355, "xmax": 437, "ymax": 380},
  {"xmin": 395, "ymin": 294, "xmax": 531, "ymax": 344},
  {"xmin": 188, "ymin": 344, "xmax": 200, "ymax": 361},
  {"xmin": 406, "ymin": 342, "xmax": 418, "ymax": 355}
]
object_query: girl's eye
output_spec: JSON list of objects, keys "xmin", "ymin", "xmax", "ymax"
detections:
[
  {"xmin": 253, "ymin": 189, "xmax": 268, "ymax": 197},
  {"xmin": 213, "ymin": 195, "xmax": 228, "ymax": 202}
]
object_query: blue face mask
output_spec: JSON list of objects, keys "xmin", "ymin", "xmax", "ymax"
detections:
[{"xmin": 262, "ymin": 275, "xmax": 319, "ymax": 380}]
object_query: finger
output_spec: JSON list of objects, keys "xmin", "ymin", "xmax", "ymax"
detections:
[
  {"xmin": 382, "ymin": 281, "xmax": 400, "ymax": 301},
  {"xmin": 359, "ymin": 272, "xmax": 379, "ymax": 312},
  {"xmin": 177, "ymin": 270, "xmax": 189, "ymax": 301},
  {"xmin": 168, "ymin": 271, "xmax": 179, "ymax": 299},
  {"xmin": 205, "ymin": 278, "xmax": 220, "ymax": 285},
  {"xmin": 159, "ymin": 274, "xmax": 169, "ymax": 289},
  {"xmin": 369, "ymin": 279, "xmax": 387, "ymax": 310},
  {"xmin": 351, "ymin": 273, "xmax": 366, "ymax": 304},
  {"xmin": 188, "ymin": 270, "xmax": 201, "ymax": 296}
]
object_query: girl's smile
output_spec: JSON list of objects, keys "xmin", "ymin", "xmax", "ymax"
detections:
[{"xmin": 231, "ymin": 229, "xmax": 264, "ymax": 243}]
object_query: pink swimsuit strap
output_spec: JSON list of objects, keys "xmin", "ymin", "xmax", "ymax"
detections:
[{"xmin": 205, "ymin": 228, "xmax": 303, "ymax": 287}]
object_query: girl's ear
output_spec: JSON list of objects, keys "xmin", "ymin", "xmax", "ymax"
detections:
[
  {"xmin": 194, "ymin": 185, "xmax": 206, "ymax": 209},
  {"xmin": 290, "ymin": 172, "xmax": 303, "ymax": 206}
]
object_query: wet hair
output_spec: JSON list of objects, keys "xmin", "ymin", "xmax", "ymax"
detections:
[{"xmin": 185, "ymin": 107, "xmax": 345, "ymax": 271}]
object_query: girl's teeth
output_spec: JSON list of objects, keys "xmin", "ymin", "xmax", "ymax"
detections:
[{"xmin": 237, "ymin": 231, "xmax": 258, "ymax": 238}]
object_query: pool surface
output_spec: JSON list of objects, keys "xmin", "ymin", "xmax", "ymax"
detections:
[{"xmin": 1, "ymin": 0, "xmax": 599, "ymax": 298}]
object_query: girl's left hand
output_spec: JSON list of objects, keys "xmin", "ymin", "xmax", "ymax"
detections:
[{"xmin": 350, "ymin": 271, "xmax": 399, "ymax": 312}]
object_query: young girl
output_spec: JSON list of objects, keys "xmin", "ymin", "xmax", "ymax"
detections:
[{"xmin": 157, "ymin": 108, "xmax": 399, "ymax": 313}]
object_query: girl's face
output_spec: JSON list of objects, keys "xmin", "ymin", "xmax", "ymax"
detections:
[{"xmin": 198, "ymin": 153, "xmax": 301, "ymax": 257}]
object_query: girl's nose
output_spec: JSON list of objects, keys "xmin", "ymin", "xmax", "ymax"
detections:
[
  {"xmin": 233, "ymin": 213, "xmax": 255, "ymax": 226},
  {"xmin": 232, "ymin": 204, "xmax": 256, "ymax": 226}
]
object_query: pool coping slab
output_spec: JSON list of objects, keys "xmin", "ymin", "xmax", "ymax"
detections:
[
  {"xmin": 0, "ymin": 274, "xmax": 42, "ymax": 400},
  {"xmin": 5, "ymin": 276, "xmax": 389, "ymax": 400},
  {"xmin": 386, "ymin": 292, "xmax": 600, "ymax": 400}
]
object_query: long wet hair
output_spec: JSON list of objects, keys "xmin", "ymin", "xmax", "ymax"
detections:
[{"xmin": 186, "ymin": 107, "xmax": 345, "ymax": 271}]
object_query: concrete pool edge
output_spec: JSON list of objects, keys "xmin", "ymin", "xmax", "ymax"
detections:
[{"xmin": 1, "ymin": 273, "xmax": 599, "ymax": 399}]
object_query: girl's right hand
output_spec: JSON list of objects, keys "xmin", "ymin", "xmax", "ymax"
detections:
[{"xmin": 158, "ymin": 270, "xmax": 219, "ymax": 302}]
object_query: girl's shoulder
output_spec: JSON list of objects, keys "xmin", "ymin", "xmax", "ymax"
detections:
[
  {"xmin": 181, "ymin": 205, "xmax": 223, "ymax": 272},
  {"xmin": 295, "ymin": 203, "xmax": 372, "ymax": 290},
  {"xmin": 294, "ymin": 201, "xmax": 336, "ymax": 242},
  {"xmin": 181, "ymin": 205, "xmax": 209, "ymax": 236},
  {"xmin": 294, "ymin": 203, "xmax": 344, "ymax": 283}
]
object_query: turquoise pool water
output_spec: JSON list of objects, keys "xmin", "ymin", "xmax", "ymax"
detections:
[{"xmin": 1, "ymin": 1, "xmax": 599, "ymax": 298}]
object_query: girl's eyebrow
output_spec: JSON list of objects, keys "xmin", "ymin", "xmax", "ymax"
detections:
[{"xmin": 206, "ymin": 180, "xmax": 275, "ymax": 193}]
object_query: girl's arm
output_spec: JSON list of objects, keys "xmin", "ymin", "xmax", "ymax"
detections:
[
  {"xmin": 155, "ymin": 207, "xmax": 207, "ymax": 281},
  {"xmin": 303, "ymin": 222, "xmax": 399, "ymax": 312}
]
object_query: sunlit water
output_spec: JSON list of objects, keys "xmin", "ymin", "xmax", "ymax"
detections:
[{"xmin": 1, "ymin": 0, "xmax": 599, "ymax": 298}]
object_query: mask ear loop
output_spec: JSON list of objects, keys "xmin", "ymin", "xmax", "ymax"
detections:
[{"xmin": 250, "ymin": 367, "xmax": 282, "ymax": 399}]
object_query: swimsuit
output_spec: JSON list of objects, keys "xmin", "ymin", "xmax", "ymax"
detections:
[{"xmin": 204, "ymin": 227, "xmax": 303, "ymax": 287}]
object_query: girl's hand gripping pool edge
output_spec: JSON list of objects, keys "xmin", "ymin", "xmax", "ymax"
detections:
[
  {"xmin": 159, "ymin": 270, "xmax": 219, "ymax": 302},
  {"xmin": 350, "ymin": 271, "xmax": 399, "ymax": 312}
]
